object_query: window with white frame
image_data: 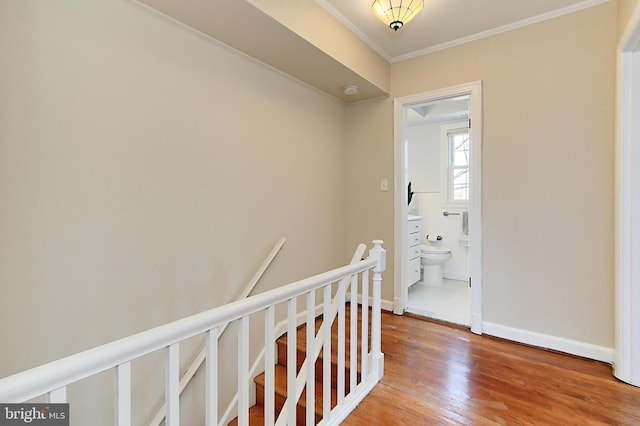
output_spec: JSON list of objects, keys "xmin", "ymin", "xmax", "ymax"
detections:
[
  {"xmin": 448, "ymin": 129, "xmax": 469, "ymax": 201},
  {"xmin": 440, "ymin": 122, "xmax": 469, "ymax": 207}
]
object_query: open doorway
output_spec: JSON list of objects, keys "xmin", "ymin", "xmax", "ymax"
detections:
[
  {"xmin": 405, "ymin": 95, "xmax": 470, "ymax": 325},
  {"xmin": 393, "ymin": 81, "xmax": 483, "ymax": 334}
]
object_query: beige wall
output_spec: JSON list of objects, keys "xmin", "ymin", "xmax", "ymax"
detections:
[
  {"xmin": 0, "ymin": 0, "xmax": 626, "ymax": 418},
  {"xmin": 0, "ymin": 0, "xmax": 348, "ymax": 421},
  {"xmin": 249, "ymin": 0, "xmax": 390, "ymax": 92},
  {"xmin": 618, "ymin": 0, "xmax": 640, "ymax": 41},
  {"xmin": 345, "ymin": 100, "xmax": 395, "ymax": 302},
  {"xmin": 347, "ymin": 2, "xmax": 617, "ymax": 347}
]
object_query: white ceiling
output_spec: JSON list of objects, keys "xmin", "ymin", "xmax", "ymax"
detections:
[
  {"xmin": 318, "ymin": 0, "xmax": 608, "ymax": 61},
  {"xmin": 407, "ymin": 97, "xmax": 469, "ymax": 127}
]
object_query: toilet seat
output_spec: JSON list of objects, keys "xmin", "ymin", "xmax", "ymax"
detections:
[{"xmin": 420, "ymin": 244, "xmax": 452, "ymax": 255}]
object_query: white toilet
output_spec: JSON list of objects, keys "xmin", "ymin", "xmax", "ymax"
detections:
[{"xmin": 420, "ymin": 244, "xmax": 452, "ymax": 287}]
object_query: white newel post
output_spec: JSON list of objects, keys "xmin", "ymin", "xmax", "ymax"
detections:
[{"xmin": 369, "ymin": 240, "xmax": 386, "ymax": 381}]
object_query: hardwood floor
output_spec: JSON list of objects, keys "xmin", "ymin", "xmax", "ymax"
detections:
[{"xmin": 343, "ymin": 312, "xmax": 640, "ymax": 425}]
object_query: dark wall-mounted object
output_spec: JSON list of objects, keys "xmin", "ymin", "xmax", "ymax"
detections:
[{"xmin": 408, "ymin": 181, "xmax": 414, "ymax": 205}]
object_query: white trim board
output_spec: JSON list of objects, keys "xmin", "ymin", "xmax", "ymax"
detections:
[
  {"xmin": 615, "ymin": 0, "xmax": 640, "ymax": 387},
  {"xmin": 379, "ymin": 298, "xmax": 394, "ymax": 313},
  {"xmin": 391, "ymin": 0, "xmax": 611, "ymax": 62},
  {"xmin": 346, "ymin": 293, "xmax": 394, "ymax": 313},
  {"xmin": 316, "ymin": 0, "xmax": 610, "ymax": 63},
  {"xmin": 483, "ymin": 322, "xmax": 614, "ymax": 364},
  {"xmin": 443, "ymin": 272, "xmax": 468, "ymax": 282}
]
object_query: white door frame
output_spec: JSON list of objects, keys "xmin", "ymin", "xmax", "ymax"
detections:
[
  {"xmin": 393, "ymin": 81, "xmax": 483, "ymax": 334},
  {"xmin": 615, "ymin": 3, "xmax": 640, "ymax": 387}
]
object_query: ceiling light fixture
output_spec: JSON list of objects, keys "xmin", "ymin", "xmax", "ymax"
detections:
[
  {"xmin": 372, "ymin": 0, "xmax": 424, "ymax": 31},
  {"xmin": 343, "ymin": 85, "xmax": 359, "ymax": 96}
]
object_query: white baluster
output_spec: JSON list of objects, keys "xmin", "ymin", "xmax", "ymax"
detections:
[
  {"xmin": 322, "ymin": 284, "xmax": 332, "ymax": 420},
  {"xmin": 287, "ymin": 298, "xmax": 297, "ymax": 425},
  {"xmin": 116, "ymin": 362, "xmax": 131, "ymax": 426},
  {"xmin": 337, "ymin": 278, "xmax": 346, "ymax": 404},
  {"xmin": 361, "ymin": 270, "xmax": 369, "ymax": 381},
  {"xmin": 238, "ymin": 316, "xmax": 249, "ymax": 426},
  {"xmin": 166, "ymin": 343, "xmax": 180, "ymax": 426},
  {"xmin": 264, "ymin": 306, "xmax": 275, "ymax": 426},
  {"xmin": 306, "ymin": 291, "xmax": 316, "ymax": 425},
  {"xmin": 47, "ymin": 387, "xmax": 66, "ymax": 403},
  {"xmin": 350, "ymin": 274, "xmax": 358, "ymax": 394},
  {"xmin": 0, "ymin": 241, "xmax": 385, "ymax": 426},
  {"xmin": 205, "ymin": 328, "xmax": 218, "ymax": 426},
  {"xmin": 369, "ymin": 240, "xmax": 386, "ymax": 381}
]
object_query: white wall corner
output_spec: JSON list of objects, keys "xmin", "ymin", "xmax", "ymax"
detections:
[{"xmin": 482, "ymin": 322, "xmax": 614, "ymax": 364}]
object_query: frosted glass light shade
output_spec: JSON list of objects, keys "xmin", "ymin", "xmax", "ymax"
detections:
[{"xmin": 372, "ymin": 0, "xmax": 424, "ymax": 31}]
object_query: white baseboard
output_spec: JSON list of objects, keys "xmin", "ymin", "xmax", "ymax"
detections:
[
  {"xmin": 443, "ymin": 272, "xmax": 468, "ymax": 282},
  {"xmin": 482, "ymin": 322, "xmax": 614, "ymax": 364},
  {"xmin": 381, "ymin": 299, "xmax": 393, "ymax": 312},
  {"xmin": 346, "ymin": 292, "xmax": 394, "ymax": 312}
]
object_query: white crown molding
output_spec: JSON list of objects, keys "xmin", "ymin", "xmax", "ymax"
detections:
[
  {"xmin": 314, "ymin": 0, "xmax": 392, "ymax": 62},
  {"xmin": 316, "ymin": 0, "xmax": 611, "ymax": 64},
  {"xmin": 391, "ymin": 0, "xmax": 612, "ymax": 63}
]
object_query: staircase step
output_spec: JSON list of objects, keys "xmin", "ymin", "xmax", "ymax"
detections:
[
  {"xmin": 254, "ymin": 364, "xmax": 337, "ymax": 425},
  {"xmin": 229, "ymin": 304, "xmax": 372, "ymax": 426},
  {"xmin": 227, "ymin": 406, "xmax": 264, "ymax": 426},
  {"xmin": 277, "ymin": 306, "xmax": 370, "ymax": 376},
  {"xmin": 276, "ymin": 341, "xmax": 362, "ymax": 389}
]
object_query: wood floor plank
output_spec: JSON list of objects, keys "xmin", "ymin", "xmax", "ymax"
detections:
[{"xmin": 343, "ymin": 312, "xmax": 640, "ymax": 425}]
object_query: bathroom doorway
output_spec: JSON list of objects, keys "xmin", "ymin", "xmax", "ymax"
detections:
[
  {"xmin": 393, "ymin": 82, "xmax": 483, "ymax": 334},
  {"xmin": 406, "ymin": 94, "xmax": 470, "ymax": 325}
]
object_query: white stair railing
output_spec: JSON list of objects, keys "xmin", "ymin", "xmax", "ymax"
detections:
[
  {"xmin": 0, "ymin": 240, "xmax": 385, "ymax": 426},
  {"xmin": 273, "ymin": 243, "xmax": 367, "ymax": 426},
  {"xmin": 148, "ymin": 237, "xmax": 286, "ymax": 426}
]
